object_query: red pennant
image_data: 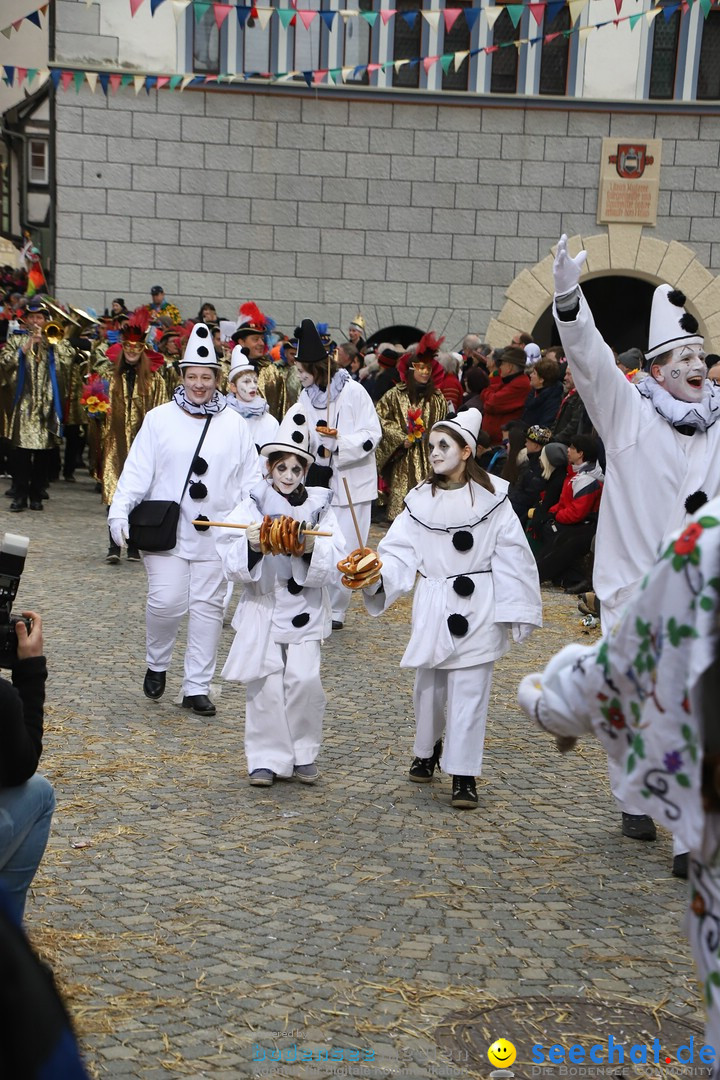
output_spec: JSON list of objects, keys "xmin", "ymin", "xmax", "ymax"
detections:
[
  {"xmin": 614, "ymin": 0, "xmax": 623, "ymax": 13},
  {"xmin": 422, "ymin": 55, "xmax": 439, "ymax": 73},
  {"xmin": 156, "ymin": 76, "xmax": 170, "ymax": 89},
  {"xmin": 443, "ymin": 8, "xmax": 462, "ymax": 31},
  {"xmin": 484, "ymin": 44, "xmax": 499, "ymax": 53},
  {"xmin": 298, "ymin": 10, "xmax": 317, "ymax": 28},
  {"xmin": 60, "ymin": 70, "xmax": 74, "ymax": 90},
  {"xmin": 250, "ymin": 5, "xmax": 258, "ymax": 17},
  {"xmin": 16, "ymin": 67, "xmax": 27, "ymax": 84},
  {"xmin": 214, "ymin": 3, "xmax": 233, "ymax": 28},
  {"xmin": 529, "ymin": 3, "xmax": 546, "ymax": 23},
  {"xmin": 12, "ymin": 20, "xmax": 23, "ymax": 31},
  {"xmin": 544, "ymin": 30, "xmax": 561, "ymax": 41},
  {"xmin": 367, "ymin": 62, "xmax": 381, "ymax": 73},
  {"xmin": 109, "ymin": 73, "xmax": 122, "ymax": 93},
  {"xmin": 129, "ymin": 0, "xmax": 144, "ymax": 14}
]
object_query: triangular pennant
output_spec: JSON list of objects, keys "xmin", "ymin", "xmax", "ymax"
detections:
[
  {"xmin": 341, "ymin": 65, "xmax": 354, "ymax": 79},
  {"xmin": 150, "ymin": 0, "xmax": 167, "ymax": 12},
  {"xmin": 129, "ymin": 0, "xmax": 144, "ymax": 14},
  {"xmin": 367, "ymin": 61, "xmax": 381, "ymax": 72},
  {"xmin": 484, "ymin": 44, "xmax": 499, "ymax": 52},
  {"xmin": 277, "ymin": 8, "xmax": 295, "ymax": 28},
  {"xmin": 171, "ymin": 0, "xmax": 191, "ymax": 20},
  {"xmin": 443, "ymin": 8, "xmax": 462, "ymax": 31},
  {"xmin": 2, "ymin": 66, "xmax": 14, "ymax": 86},
  {"xmin": 545, "ymin": 0, "xmax": 564, "ymax": 20},
  {"xmin": 422, "ymin": 10, "xmax": 441, "ymax": 30},
  {"xmin": 61, "ymin": 70, "xmax": 74, "ymax": 90},
  {"xmin": 699, "ymin": 0, "xmax": 710, "ymax": 16},
  {"xmin": 0, "ymin": 28, "xmax": 12, "ymax": 40},
  {"xmin": 98, "ymin": 72, "xmax": 110, "ymax": 94},
  {"xmin": 319, "ymin": 10, "xmax": 336, "ymax": 29},
  {"xmin": 628, "ymin": 11, "xmax": 642, "ymax": 27},
  {"xmin": 338, "ymin": 9, "xmax": 357, "ymax": 19},
  {"xmin": 12, "ymin": 20, "xmax": 23, "ymax": 31},
  {"xmin": 194, "ymin": 2, "xmax": 211, "ymax": 22},
  {"xmin": 121, "ymin": 73, "xmax": 134, "ymax": 86},
  {"xmin": 156, "ymin": 75, "xmax": 170, "ymax": 89},
  {"xmin": 506, "ymin": 4, "xmax": 524, "ymax": 27},
  {"xmin": 454, "ymin": 49, "xmax": 469, "ymax": 69},
  {"xmin": 145, "ymin": 75, "xmax": 158, "ymax": 92},
  {"xmin": 352, "ymin": 64, "xmax": 365, "ymax": 78},
  {"xmin": 614, "ymin": 0, "xmax": 623, "ymax": 12},
  {"xmin": 26, "ymin": 10, "xmax": 42, "ymax": 28},
  {"xmin": 16, "ymin": 67, "xmax": 27, "ymax": 84},
  {"xmin": 169, "ymin": 74, "xmax": 182, "ymax": 88},
  {"xmin": 214, "ymin": 3, "xmax": 233, "ymax": 27},
  {"xmin": 360, "ymin": 10, "xmax": 378, "ymax": 25},
  {"xmin": 568, "ymin": 0, "xmax": 586, "ymax": 23},
  {"xmin": 329, "ymin": 66, "xmax": 341, "ymax": 83},
  {"xmin": 302, "ymin": 70, "xmax": 313, "ymax": 87},
  {"xmin": 401, "ymin": 10, "xmax": 417, "ymax": 26},
  {"xmin": 181, "ymin": 74, "xmax": 195, "ymax": 88},
  {"xmin": 256, "ymin": 7, "xmax": 273, "ymax": 29},
  {"xmin": 27, "ymin": 68, "xmax": 39, "ymax": 83},
  {"xmin": 394, "ymin": 58, "xmax": 410, "ymax": 71},
  {"xmin": 440, "ymin": 53, "xmax": 454, "ymax": 74},
  {"xmin": 298, "ymin": 10, "xmax": 317, "ymax": 29},
  {"xmin": 50, "ymin": 69, "xmax": 62, "ymax": 88},
  {"xmin": 133, "ymin": 74, "xmax": 144, "ymax": 94},
  {"xmin": 380, "ymin": 8, "xmax": 396, "ymax": 24},
  {"xmin": 646, "ymin": 6, "xmax": 662, "ymax": 21},
  {"xmin": 463, "ymin": 6, "xmax": 480, "ymax": 31},
  {"xmin": 485, "ymin": 7, "xmax": 503, "ymax": 29},
  {"xmin": 109, "ymin": 73, "xmax": 122, "ymax": 92},
  {"xmin": 529, "ymin": 3, "xmax": 545, "ymax": 24},
  {"xmin": 423, "ymin": 54, "xmax": 440, "ymax": 73},
  {"xmin": 85, "ymin": 71, "xmax": 98, "ymax": 92},
  {"xmin": 236, "ymin": 6, "xmax": 251, "ymax": 26}
]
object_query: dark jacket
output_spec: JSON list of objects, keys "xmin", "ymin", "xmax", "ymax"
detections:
[
  {"xmin": 0, "ymin": 656, "xmax": 47, "ymax": 787},
  {"xmin": 521, "ymin": 382, "xmax": 564, "ymax": 430},
  {"xmin": 509, "ymin": 451, "xmax": 544, "ymax": 528},
  {"xmin": 552, "ymin": 388, "xmax": 590, "ymax": 446},
  {"xmin": 369, "ymin": 367, "xmax": 400, "ymax": 403},
  {"xmin": 527, "ymin": 466, "xmax": 567, "ymax": 543}
]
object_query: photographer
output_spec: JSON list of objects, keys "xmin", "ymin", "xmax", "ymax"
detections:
[{"xmin": 0, "ymin": 611, "xmax": 55, "ymax": 921}]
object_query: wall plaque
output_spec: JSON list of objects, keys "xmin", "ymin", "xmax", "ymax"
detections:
[{"xmin": 598, "ymin": 138, "xmax": 662, "ymax": 226}]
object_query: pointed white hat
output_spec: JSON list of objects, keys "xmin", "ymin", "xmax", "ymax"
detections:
[
  {"xmin": 645, "ymin": 285, "xmax": 704, "ymax": 362},
  {"xmin": 432, "ymin": 407, "xmax": 483, "ymax": 449},
  {"xmin": 228, "ymin": 344, "xmax": 253, "ymax": 384},
  {"xmin": 179, "ymin": 322, "xmax": 221, "ymax": 368},
  {"xmin": 260, "ymin": 405, "xmax": 315, "ymax": 466}
]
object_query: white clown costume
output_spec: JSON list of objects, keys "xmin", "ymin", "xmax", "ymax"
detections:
[
  {"xmin": 295, "ymin": 319, "xmax": 381, "ymax": 627},
  {"xmin": 216, "ymin": 408, "xmax": 345, "ymax": 782},
  {"xmin": 361, "ymin": 410, "xmax": 542, "ymax": 800},
  {"xmin": 518, "ymin": 497, "xmax": 720, "ymax": 1070},
  {"xmin": 109, "ymin": 324, "xmax": 260, "ymax": 708},
  {"xmin": 225, "ymin": 345, "xmax": 280, "ymax": 453}
]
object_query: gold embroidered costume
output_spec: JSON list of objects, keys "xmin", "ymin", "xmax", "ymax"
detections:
[
  {"xmin": 0, "ymin": 333, "xmax": 75, "ymax": 450},
  {"xmin": 101, "ymin": 365, "xmax": 168, "ymax": 504},
  {"xmin": 375, "ymin": 383, "xmax": 447, "ymax": 521}
]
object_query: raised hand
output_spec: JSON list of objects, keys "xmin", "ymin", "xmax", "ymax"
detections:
[{"xmin": 553, "ymin": 233, "xmax": 587, "ymax": 297}]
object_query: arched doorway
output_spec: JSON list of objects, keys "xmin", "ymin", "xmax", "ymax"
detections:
[{"xmin": 533, "ymin": 276, "xmax": 656, "ymax": 353}]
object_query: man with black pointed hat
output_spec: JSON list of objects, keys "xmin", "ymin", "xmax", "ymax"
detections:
[{"xmin": 552, "ymin": 232, "xmax": 720, "ymax": 863}]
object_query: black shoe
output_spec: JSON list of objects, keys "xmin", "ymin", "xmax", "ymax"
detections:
[
  {"xmin": 672, "ymin": 853, "xmax": 689, "ymax": 879},
  {"xmin": 9, "ymin": 498, "xmax": 26, "ymax": 512},
  {"xmin": 409, "ymin": 738, "xmax": 443, "ymax": 783},
  {"xmin": 63, "ymin": 475, "xmax": 76, "ymax": 483},
  {"xmin": 127, "ymin": 547, "xmax": 141, "ymax": 562},
  {"xmin": 29, "ymin": 500, "xmax": 43, "ymax": 511},
  {"xmin": 621, "ymin": 813, "xmax": 657, "ymax": 841},
  {"xmin": 331, "ymin": 620, "xmax": 344, "ymax": 630},
  {"xmin": 181, "ymin": 694, "xmax": 216, "ymax": 717},
  {"xmin": 40, "ymin": 489, "xmax": 49, "ymax": 500},
  {"xmin": 143, "ymin": 669, "xmax": 166, "ymax": 700},
  {"xmin": 106, "ymin": 546, "xmax": 121, "ymax": 565},
  {"xmin": 451, "ymin": 775, "xmax": 478, "ymax": 809},
  {"xmin": 4, "ymin": 486, "xmax": 16, "ymax": 498}
]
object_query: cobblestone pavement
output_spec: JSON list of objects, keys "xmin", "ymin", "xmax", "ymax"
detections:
[{"xmin": 5, "ymin": 474, "xmax": 700, "ymax": 1079}]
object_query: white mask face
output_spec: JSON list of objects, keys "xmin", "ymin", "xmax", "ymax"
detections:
[
  {"xmin": 653, "ymin": 345, "xmax": 706, "ymax": 403},
  {"xmin": 270, "ymin": 456, "xmax": 306, "ymax": 495},
  {"xmin": 297, "ymin": 366, "xmax": 315, "ymax": 389},
  {"xmin": 429, "ymin": 432, "xmax": 465, "ymax": 476},
  {"xmin": 234, "ymin": 372, "xmax": 258, "ymax": 403}
]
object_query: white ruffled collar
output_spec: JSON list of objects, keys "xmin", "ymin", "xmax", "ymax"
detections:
[{"xmin": 636, "ymin": 377, "xmax": 720, "ymax": 433}]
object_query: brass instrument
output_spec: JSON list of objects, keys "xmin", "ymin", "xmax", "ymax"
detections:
[
  {"xmin": 43, "ymin": 322, "xmax": 65, "ymax": 346},
  {"xmin": 69, "ymin": 306, "xmax": 100, "ymax": 334}
]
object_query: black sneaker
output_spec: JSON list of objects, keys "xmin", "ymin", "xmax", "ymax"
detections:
[
  {"xmin": 621, "ymin": 813, "xmax": 657, "ymax": 841},
  {"xmin": 409, "ymin": 738, "xmax": 443, "ymax": 783},
  {"xmin": 451, "ymin": 775, "xmax": 478, "ymax": 809},
  {"xmin": 106, "ymin": 546, "xmax": 121, "ymax": 565},
  {"xmin": 672, "ymin": 853, "xmax": 689, "ymax": 879}
]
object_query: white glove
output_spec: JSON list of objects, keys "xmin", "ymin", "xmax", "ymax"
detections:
[
  {"xmin": 319, "ymin": 435, "xmax": 338, "ymax": 456},
  {"xmin": 553, "ymin": 233, "xmax": 587, "ymax": 298},
  {"xmin": 109, "ymin": 518, "xmax": 129, "ymax": 549},
  {"xmin": 246, "ymin": 522, "xmax": 262, "ymax": 551},
  {"xmin": 512, "ymin": 622, "xmax": 534, "ymax": 645},
  {"xmin": 302, "ymin": 532, "xmax": 315, "ymax": 554}
]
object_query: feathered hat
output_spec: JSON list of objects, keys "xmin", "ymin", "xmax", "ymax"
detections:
[
  {"xmin": 260, "ymin": 406, "xmax": 315, "ymax": 466},
  {"xmin": 179, "ymin": 322, "xmax": 221, "ymax": 369},
  {"xmin": 415, "ymin": 331, "xmax": 445, "ymax": 364},
  {"xmin": 119, "ymin": 306, "xmax": 151, "ymax": 344},
  {"xmin": 317, "ymin": 322, "xmax": 336, "ymax": 352},
  {"xmin": 232, "ymin": 301, "xmax": 275, "ymax": 344},
  {"xmin": 645, "ymin": 285, "xmax": 704, "ymax": 363}
]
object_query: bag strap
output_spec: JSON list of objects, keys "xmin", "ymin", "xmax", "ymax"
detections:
[{"xmin": 180, "ymin": 415, "xmax": 212, "ymax": 501}]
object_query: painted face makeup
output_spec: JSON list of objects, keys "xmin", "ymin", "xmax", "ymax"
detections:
[
  {"xmin": 234, "ymin": 372, "xmax": 258, "ymax": 403},
  {"xmin": 297, "ymin": 366, "xmax": 315, "ymax": 389},
  {"xmin": 654, "ymin": 345, "xmax": 707, "ymax": 404},
  {"xmin": 429, "ymin": 432, "xmax": 465, "ymax": 476},
  {"xmin": 411, "ymin": 362, "xmax": 432, "ymax": 386},
  {"xmin": 270, "ymin": 456, "xmax": 306, "ymax": 495}
]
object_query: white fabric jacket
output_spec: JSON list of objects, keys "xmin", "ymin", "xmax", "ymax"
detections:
[
  {"xmin": 365, "ymin": 478, "xmax": 542, "ymax": 670},
  {"xmin": 109, "ymin": 401, "xmax": 261, "ymax": 561},
  {"xmin": 555, "ymin": 291, "xmax": 720, "ymax": 615},
  {"xmin": 297, "ymin": 379, "xmax": 381, "ymax": 506},
  {"xmin": 217, "ymin": 481, "xmax": 345, "ymax": 683}
]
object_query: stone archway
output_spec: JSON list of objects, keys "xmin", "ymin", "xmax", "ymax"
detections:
[{"xmin": 485, "ymin": 224, "xmax": 720, "ymax": 351}]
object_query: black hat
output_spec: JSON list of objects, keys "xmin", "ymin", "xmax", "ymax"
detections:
[
  {"xmin": 296, "ymin": 319, "xmax": 328, "ymax": 367},
  {"xmin": 151, "ymin": 285, "xmax": 164, "ymax": 295}
]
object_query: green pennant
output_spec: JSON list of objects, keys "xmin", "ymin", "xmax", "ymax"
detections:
[
  {"xmin": 699, "ymin": 0, "xmax": 711, "ymax": 16},
  {"xmin": 277, "ymin": 9, "xmax": 295, "ymax": 28},
  {"xmin": 628, "ymin": 12, "xmax": 642, "ymax": 28},
  {"xmin": 329, "ymin": 67, "xmax": 341, "ymax": 83},
  {"xmin": 27, "ymin": 68, "xmax": 38, "ymax": 83},
  {"xmin": 360, "ymin": 10, "xmax": 378, "ymax": 26},
  {"xmin": 506, "ymin": 4, "xmax": 524, "ymax": 27},
  {"xmin": 194, "ymin": 1, "xmax": 211, "ymax": 23},
  {"xmin": 121, "ymin": 73, "xmax": 133, "ymax": 86},
  {"xmin": 440, "ymin": 53, "xmax": 454, "ymax": 74},
  {"xmin": 73, "ymin": 70, "xmax": 85, "ymax": 91},
  {"xmin": 169, "ymin": 74, "xmax": 182, "ymax": 89}
]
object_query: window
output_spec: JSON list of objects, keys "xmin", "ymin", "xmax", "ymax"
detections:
[
  {"xmin": 393, "ymin": 0, "xmax": 422, "ymax": 88},
  {"xmin": 490, "ymin": 4, "xmax": 520, "ymax": 94},
  {"xmin": 442, "ymin": 0, "xmax": 472, "ymax": 91},
  {"xmin": 697, "ymin": 10, "xmax": 720, "ymax": 99},
  {"xmin": 28, "ymin": 140, "xmax": 48, "ymax": 186},
  {"xmin": 648, "ymin": 7, "xmax": 680, "ymax": 99},
  {"xmin": 245, "ymin": 7, "xmax": 273, "ymax": 75},
  {"xmin": 538, "ymin": 6, "xmax": 570, "ymax": 94},
  {"xmin": 193, "ymin": 7, "xmax": 220, "ymax": 73},
  {"xmin": 295, "ymin": 0, "xmax": 322, "ymax": 73},
  {"xmin": 344, "ymin": 0, "xmax": 373, "ymax": 86}
]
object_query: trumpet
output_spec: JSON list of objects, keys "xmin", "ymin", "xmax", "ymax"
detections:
[{"xmin": 43, "ymin": 322, "xmax": 65, "ymax": 346}]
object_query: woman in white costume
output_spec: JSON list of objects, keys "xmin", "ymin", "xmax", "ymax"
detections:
[
  {"xmin": 341, "ymin": 408, "xmax": 542, "ymax": 809},
  {"xmin": 216, "ymin": 408, "xmax": 344, "ymax": 787},
  {"xmin": 225, "ymin": 345, "xmax": 280, "ymax": 452},
  {"xmin": 108, "ymin": 323, "xmax": 260, "ymax": 716},
  {"xmin": 294, "ymin": 319, "xmax": 381, "ymax": 631}
]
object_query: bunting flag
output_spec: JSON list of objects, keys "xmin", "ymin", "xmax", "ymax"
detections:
[{"xmin": 0, "ymin": 3, "xmax": 49, "ymax": 40}]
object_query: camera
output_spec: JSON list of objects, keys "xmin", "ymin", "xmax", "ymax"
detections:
[{"xmin": 0, "ymin": 532, "xmax": 31, "ymax": 668}]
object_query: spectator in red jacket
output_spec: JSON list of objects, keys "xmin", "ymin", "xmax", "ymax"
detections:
[
  {"xmin": 436, "ymin": 351, "xmax": 464, "ymax": 413},
  {"xmin": 480, "ymin": 346, "xmax": 531, "ymax": 445}
]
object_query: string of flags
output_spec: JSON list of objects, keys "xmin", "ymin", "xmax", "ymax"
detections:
[
  {"xmin": 1, "ymin": 0, "xmax": 707, "ymax": 94},
  {"xmin": 0, "ymin": 3, "xmax": 49, "ymax": 40}
]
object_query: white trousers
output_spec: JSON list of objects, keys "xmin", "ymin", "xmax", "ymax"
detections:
[
  {"xmin": 144, "ymin": 553, "xmax": 226, "ymax": 697},
  {"xmin": 328, "ymin": 500, "xmax": 371, "ymax": 622},
  {"xmin": 245, "ymin": 640, "xmax": 326, "ymax": 777},
  {"xmin": 413, "ymin": 662, "xmax": 494, "ymax": 777}
]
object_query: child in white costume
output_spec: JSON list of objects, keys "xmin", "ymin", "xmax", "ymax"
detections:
[
  {"xmin": 216, "ymin": 408, "xmax": 344, "ymax": 787},
  {"xmin": 342, "ymin": 408, "xmax": 543, "ymax": 809},
  {"xmin": 225, "ymin": 345, "xmax": 280, "ymax": 453}
]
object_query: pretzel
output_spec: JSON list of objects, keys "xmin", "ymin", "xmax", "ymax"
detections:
[
  {"xmin": 257, "ymin": 515, "xmax": 311, "ymax": 557},
  {"xmin": 337, "ymin": 547, "xmax": 383, "ymax": 590},
  {"xmin": 259, "ymin": 515, "xmax": 273, "ymax": 555}
]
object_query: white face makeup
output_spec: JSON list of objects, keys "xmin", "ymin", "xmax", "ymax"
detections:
[
  {"xmin": 233, "ymin": 371, "xmax": 258, "ymax": 403},
  {"xmin": 653, "ymin": 345, "xmax": 706, "ymax": 404},
  {"xmin": 270, "ymin": 455, "xmax": 307, "ymax": 495},
  {"xmin": 429, "ymin": 432, "xmax": 466, "ymax": 476},
  {"xmin": 297, "ymin": 365, "xmax": 315, "ymax": 389}
]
